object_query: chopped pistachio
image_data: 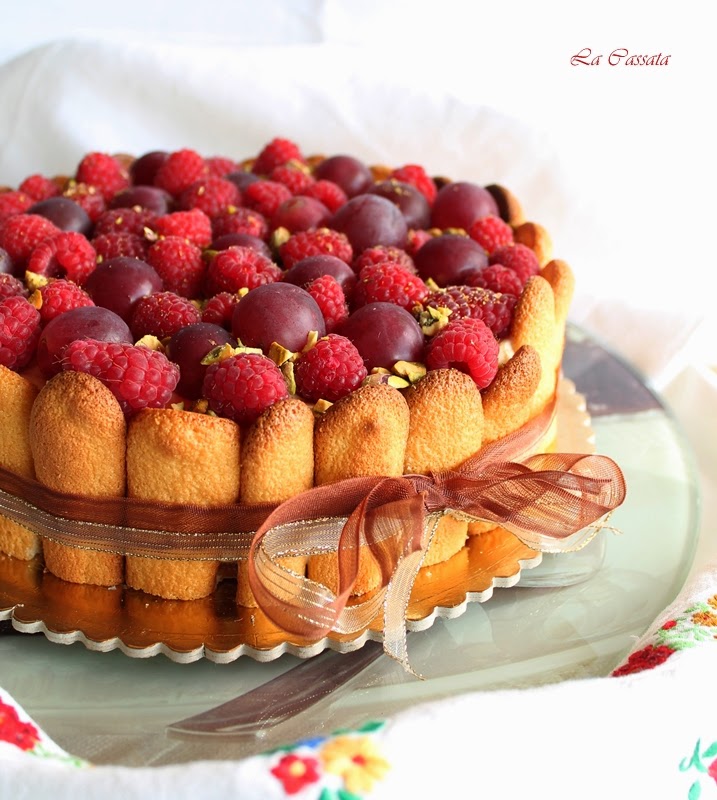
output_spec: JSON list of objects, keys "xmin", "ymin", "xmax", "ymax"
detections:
[
  {"xmin": 369, "ymin": 367, "xmax": 392, "ymax": 375},
  {"xmin": 363, "ymin": 373, "xmax": 409, "ymax": 390},
  {"xmin": 281, "ymin": 361, "xmax": 296, "ymax": 395},
  {"xmin": 313, "ymin": 398, "xmax": 333, "ymax": 413},
  {"xmin": 25, "ymin": 271, "xmax": 49, "ymax": 291},
  {"xmin": 135, "ymin": 334, "xmax": 165, "ymax": 352},
  {"xmin": 27, "ymin": 289, "xmax": 42, "ymax": 310},
  {"xmin": 268, "ymin": 342, "xmax": 298, "ymax": 367},
  {"xmin": 302, "ymin": 330, "xmax": 320, "ymax": 353},
  {"xmin": 270, "ymin": 226, "xmax": 291, "ymax": 250},
  {"xmin": 393, "ymin": 360, "xmax": 427, "ymax": 383},
  {"xmin": 170, "ymin": 402, "xmax": 186, "ymax": 411}
]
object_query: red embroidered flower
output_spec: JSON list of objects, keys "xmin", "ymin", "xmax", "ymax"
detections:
[
  {"xmin": 661, "ymin": 620, "xmax": 677, "ymax": 630},
  {"xmin": 270, "ymin": 753, "xmax": 321, "ymax": 794},
  {"xmin": 709, "ymin": 758, "xmax": 717, "ymax": 785},
  {"xmin": 0, "ymin": 699, "xmax": 40, "ymax": 751},
  {"xmin": 612, "ymin": 644, "xmax": 675, "ymax": 677}
]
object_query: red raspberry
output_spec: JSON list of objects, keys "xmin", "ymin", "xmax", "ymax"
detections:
[
  {"xmin": 468, "ymin": 214, "xmax": 514, "ymax": 255},
  {"xmin": 75, "ymin": 152, "xmax": 130, "ymax": 201},
  {"xmin": 154, "ymin": 149, "xmax": 208, "ymax": 197},
  {"xmin": 92, "ymin": 232, "xmax": 147, "ymax": 261},
  {"xmin": 353, "ymin": 263, "xmax": 428, "ymax": 311},
  {"xmin": 0, "ymin": 214, "xmax": 59, "ymax": 266},
  {"xmin": 252, "ymin": 138, "xmax": 305, "ymax": 176},
  {"xmin": 405, "ymin": 229, "xmax": 433, "ymax": 257},
  {"xmin": 177, "ymin": 176, "xmax": 241, "ymax": 218},
  {"xmin": 203, "ymin": 352, "xmax": 288, "ymax": 425},
  {"xmin": 390, "ymin": 164, "xmax": 437, "ymax": 204},
  {"xmin": 425, "ymin": 317, "xmax": 499, "ymax": 389},
  {"xmin": 353, "ymin": 245, "xmax": 416, "ymax": 275},
  {"xmin": 467, "ymin": 264, "xmax": 524, "ymax": 296},
  {"xmin": 300, "ymin": 179, "xmax": 348, "ymax": 213},
  {"xmin": 63, "ymin": 183, "xmax": 106, "ymax": 222},
  {"xmin": 295, "ymin": 334, "xmax": 367, "ymax": 403},
  {"xmin": 130, "ymin": 291, "xmax": 202, "ymax": 339},
  {"xmin": 211, "ymin": 207, "xmax": 268, "ymax": 240},
  {"xmin": 269, "ymin": 163, "xmax": 315, "ymax": 194},
  {"xmin": 279, "ymin": 228, "xmax": 353, "ymax": 269},
  {"xmin": 26, "ymin": 232, "xmax": 98, "ymax": 285},
  {"xmin": 204, "ymin": 246, "xmax": 282, "ymax": 296},
  {"xmin": 423, "ymin": 285, "xmax": 517, "ymax": 339},
  {"xmin": 93, "ymin": 207, "xmax": 158, "ymax": 238},
  {"xmin": 63, "ymin": 339, "xmax": 179, "ymax": 417},
  {"xmin": 18, "ymin": 174, "xmax": 61, "ymax": 202},
  {"xmin": 0, "ymin": 191, "xmax": 33, "ymax": 221},
  {"xmin": 151, "ymin": 209, "xmax": 213, "ymax": 248},
  {"xmin": 35, "ymin": 278, "xmax": 94, "ymax": 324},
  {"xmin": 489, "ymin": 243, "xmax": 540, "ymax": 286},
  {"xmin": 305, "ymin": 274, "xmax": 349, "ymax": 333},
  {"xmin": 0, "ymin": 296, "xmax": 41, "ymax": 370},
  {"xmin": 206, "ymin": 156, "xmax": 238, "ymax": 178},
  {"xmin": 146, "ymin": 236, "xmax": 205, "ymax": 299},
  {"xmin": 201, "ymin": 291, "xmax": 238, "ymax": 329},
  {"xmin": 0, "ymin": 273, "xmax": 27, "ymax": 301},
  {"xmin": 243, "ymin": 180, "xmax": 292, "ymax": 218}
]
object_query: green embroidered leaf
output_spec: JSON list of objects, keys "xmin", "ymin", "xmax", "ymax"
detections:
[
  {"xmin": 681, "ymin": 740, "xmax": 705, "ymax": 772},
  {"xmin": 319, "ymin": 788, "xmax": 336, "ymax": 800},
  {"xmin": 337, "ymin": 789, "xmax": 362, "ymax": 800},
  {"xmin": 688, "ymin": 780, "xmax": 702, "ymax": 800},
  {"xmin": 702, "ymin": 742, "xmax": 717, "ymax": 759},
  {"xmin": 357, "ymin": 720, "xmax": 385, "ymax": 734}
]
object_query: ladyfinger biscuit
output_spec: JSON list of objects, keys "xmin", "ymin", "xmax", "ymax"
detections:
[
  {"xmin": 402, "ymin": 369, "xmax": 481, "ymax": 565},
  {"xmin": 403, "ymin": 368, "xmax": 483, "ymax": 475},
  {"xmin": 0, "ymin": 366, "xmax": 41, "ymax": 559},
  {"xmin": 510, "ymin": 275, "xmax": 560, "ymax": 417},
  {"xmin": 125, "ymin": 408, "xmax": 241, "ymax": 601},
  {"xmin": 309, "ymin": 384, "xmax": 410, "ymax": 597},
  {"xmin": 540, "ymin": 259, "xmax": 575, "ymax": 329},
  {"xmin": 29, "ymin": 371, "xmax": 126, "ymax": 586},
  {"xmin": 513, "ymin": 221, "xmax": 553, "ymax": 267},
  {"xmin": 314, "ymin": 384, "xmax": 410, "ymax": 485},
  {"xmin": 237, "ymin": 398, "xmax": 313, "ymax": 608},
  {"xmin": 481, "ymin": 345, "xmax": 542, "ymax": 445},
  {"xmin": 485, "ymin": 183, "xmax": 525, "ymax": 226}
]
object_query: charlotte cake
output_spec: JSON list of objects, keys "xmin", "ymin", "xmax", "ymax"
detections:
[{"xmin": 0, "ymin": 139, "xmax": 574, "ymax": 606}]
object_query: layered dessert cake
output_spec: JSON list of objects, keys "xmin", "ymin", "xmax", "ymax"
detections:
[{"xmin": 0, "ymin": 138, "xmax": 574, "ymax": 605}]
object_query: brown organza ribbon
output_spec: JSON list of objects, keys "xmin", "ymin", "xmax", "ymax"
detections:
[{"xmin": 0, "ymin": 399, "xmax": 626, "ymax": 671}]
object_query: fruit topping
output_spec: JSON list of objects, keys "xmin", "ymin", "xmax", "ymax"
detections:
[
  {"xmin": 352, "ymin": 262, "xmax": 428, "ymax": 311},
  {"xmin": 329, "ymin": 194, "xmax": 407, "ymax": 254},
  {"xmin": 430, "ymin": 181, "xmax": 499, "ymax": 230},
  {"xmin": 83, "ymin": 256, "xmax": 163, "ymax": 322},
  {"xmin": 0, "ymin": 295, "xmax": 41, "ymax": 370},
  {"xmin": 413, "ymin": 233, "xmax": 488, "ymax": 287},
  {"xmin": 33, "ymin": 278, "xmax": 94, "ymax": 324},
  {"xmin": 489, "ymin": 243, "xmax": 541, "ymax": 287},
  {"xmin": 305, "ymin": 274, "xmax": 349, "ymax": 333},
  {"xmin": 468, "ymin": 214, "xmax": 514, "ymax": 255},
  {"xmin": 425, "ymin": 317, "xmax": 499, "ymax": 389},
  {"xmin": 130, "ymin": 291, "xmax": 202, "ymax": 340},
  {"xmin": 62, "ymin": 339, "xmax": 179, "ymax": 417},
  {"xmin": 204, "ymin": 246, "xmax": 282, "ymax": 296},
  {"xmin": 166, "ymin": 321, "xmax": 235, "ymax": 399},
  {"xmin": 294, "ymin": 334, "xmax": 367, "ymax": 403}
]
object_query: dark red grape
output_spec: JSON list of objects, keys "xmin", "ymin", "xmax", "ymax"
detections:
[
  {"xmin": 282, "ymin": 254, "xmax": 357, "ymax": 297},
  {"xmin": 313, "ymin": 155, "xmax": 373, "ymax": 197},
  {"xmin": 270, "ymin": 196, "xmax": 330, "ymax": 233},
  {"xmin": 36, "ymin": 306, "xmax": 132, "ymax": 377},
  {"xmin": 413, "ymin": 234, "xmax": 488, "ymax": 287},
  {"xmin": 329, "ymin": 194, "xmax": 407, "ymax": 254},
  {"xmin": 0, "ymin": 247, "xmax": 14, "ymax": 275},
  {"xmin": 430, "ymin": 181, "xmax": 499, "ymax": 230},
  {"xmin": 232, "ymin": 282, "xmax": 326, "ymax": 353},
  {"xmin": 109, "ymin": 185, "xmax": 171, "ymax": 215},
  {"xmin": 337, "ymin": 302, "xmax": 424, "ymax": 371},
  {"xmin": 83, "ymin": 256, "xmax": 163, "ymax": 323},
  {"xmin": 28, "ymin": 197, "xmax": 92, "ymax": 236},
  {"xmin": 211, "ymin": 233, "xmax": 272, "ymax": 259},
  {"xmin": 166, "ymin": 322, "xmax": 235, "ymax": 399},
  {"xmin": 130, "ymin": 150, "xmax": 169, "ymax": 186},
  {"xmin": 369, "ymin": 180, "xmax": 431, "ymax": 229},
  {"xmin": 226, "ymin": 171, "xmax": 261, "ymax": 193}
]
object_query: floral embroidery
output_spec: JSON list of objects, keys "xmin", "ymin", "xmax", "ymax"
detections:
[
  {"xmin": 271, "ymin": 753, "xmax": 321, "ymax": 794},
  {"xmin": 612, "ymin": 593, "xmax": 717, "ymax": 676},
  {"xmin": 267, "ymin": 720, "xmax": 389, "ymax": 798},
  {"xmin": 0, "ymin": 698, "xmax": 40, "ymax": 751},
  {"xmin": 319, "ymin": 735, "xmax": 390, "ymax": 794},
  {"xmin": 680, "ymin": 738, "xmax": 717, "ymax": 798},
  {"xmin": 0, "ymin": 694, "xmax": 88, "ymax": 767}
]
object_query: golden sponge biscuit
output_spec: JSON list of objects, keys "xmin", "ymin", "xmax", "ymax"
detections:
[
  {"xmin": 29, "ymin": 371, "xmax": 126, "ymax": 586},
  {"xmin": 237, "ymin": 398, "xmax": 313, "ymax": 608},
  {"xmin": 240, "ymin": 397, "xmax": 314, "ymax": 504},
  {"xmin": 423, "ymin": 514, "xmax": 468, "ymax": 567},
  {"xmin": 482, "ymin": 345, "xmax": 542, "ymax": 444},
  {"xmin": 513, "ymin": 221, "xmax": 553, "ymax": 267},
  {"xmin": 314, "ymin": 384, "xmax": 410, "ymax": 485},
  {"xmin": 485, "ymin": 183, "xmax": 525, "ymax": 225},
  {"xmin": 310, "ymin": 384, "xmax": 410, "ymax": 597},
  {"xmin": 540, "ymin": 258, "xmax": 575, "ymax": 328},
  {"xmin": 125, "ymin": 408, "xmax": 241, "ymax": 601},
  {"xmin": 403, "ymin": 368, "xmax": 483, "ymax": 475},
  {"xmin": 0, "ymin": 366, "xmax": 40, "ymax": 559}
]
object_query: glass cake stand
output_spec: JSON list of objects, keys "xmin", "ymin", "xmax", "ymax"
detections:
[{"xmin": 0, "ymin": 324, "xmax": 701, "ymax": 766}]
